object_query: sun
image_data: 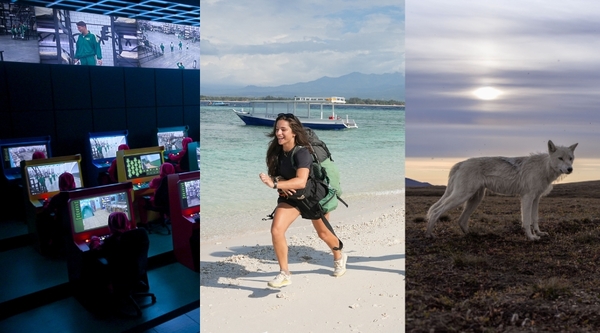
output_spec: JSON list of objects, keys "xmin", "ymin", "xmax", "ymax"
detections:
[{"xmin": 473, "ymin": 86, "xmax": 502, "ymax": 100}]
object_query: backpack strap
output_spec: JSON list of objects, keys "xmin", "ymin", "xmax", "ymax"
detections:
[{"xmin": 320, "ymin": 212, "xmax": 343, "ymax": 251}]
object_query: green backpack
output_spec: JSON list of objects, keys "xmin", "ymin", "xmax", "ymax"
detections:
[{"xmin": 292, "ymin": 128, "xmax": 347, "ymax": 214}]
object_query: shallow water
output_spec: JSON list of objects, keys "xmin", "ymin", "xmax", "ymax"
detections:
[{"xmin": 200, "ymin": 105, "xmax": 405, "ymax": 239}]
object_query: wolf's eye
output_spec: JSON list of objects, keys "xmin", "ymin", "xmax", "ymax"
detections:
[{"xmin": 558, "ymin": 157, "xmax": 564, "ymax": 161}]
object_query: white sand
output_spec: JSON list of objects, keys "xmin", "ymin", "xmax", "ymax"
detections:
[{"xmin": 200, "ymin": 194, "xmax": 405, "ymax": 333}]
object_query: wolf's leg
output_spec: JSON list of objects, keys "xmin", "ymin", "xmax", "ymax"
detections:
[
  {"xmin": 521, "ymin": 194, "xmax": 539, "ymax": 240},
  {"xmin": 531, "ymin": 195, "xmax": 547, "ymax": 236},
  {"xmin": 426, "ymin": 189, "xmax": 474, "ymax": 237},
  {"xmin": 457, "ymin": 187, "xmax": 486, "ymax": 234},
  {"xmin": 427, "ymin": 183, "xmax": 454, "ymax": 221}
]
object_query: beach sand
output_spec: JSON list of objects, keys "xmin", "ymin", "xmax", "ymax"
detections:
[{"xmin": 200, "ymin": 193, "xmax": 405, "ymax": 333}]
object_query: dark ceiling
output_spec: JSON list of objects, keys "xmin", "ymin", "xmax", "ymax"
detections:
[{"xmin": 14, "ymin": 0, "xmax": 199, "ymax": 26}]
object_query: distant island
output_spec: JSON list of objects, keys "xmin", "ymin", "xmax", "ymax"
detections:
[
  {"xmin": 201, "ymin": 95, "xmax": 404, "ymax": 106},
  {"xmin": 201, "ymin": 72, "xmax": 405, "ymax": 101}
]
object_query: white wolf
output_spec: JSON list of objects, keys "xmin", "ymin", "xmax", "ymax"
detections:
[{"xmin": 426, "ymin": 140, "xmax": 578, "ymax": 241}]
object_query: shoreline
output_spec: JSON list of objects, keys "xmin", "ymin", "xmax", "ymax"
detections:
[{"xmin": 200, "ymin": 193, "xmax": 405, "ymax": 332}]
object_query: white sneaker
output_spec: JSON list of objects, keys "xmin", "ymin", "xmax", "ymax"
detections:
[
  {"xmin": 268, "ymin": 271, "xmax": 292, "ymax": 288},
  {"xmin": 333, "ymin": 253, "xmax": 348, "ymax": 277}
]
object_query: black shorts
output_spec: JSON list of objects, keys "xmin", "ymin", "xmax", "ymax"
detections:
[{"xmin": 277, "ymin": 196, "xmax": 322, "ymax": 220}]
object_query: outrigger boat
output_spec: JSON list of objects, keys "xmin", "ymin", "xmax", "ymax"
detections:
[{"xmin": 232, "ymin": 96, "xmax": 358, "ymax": 130}]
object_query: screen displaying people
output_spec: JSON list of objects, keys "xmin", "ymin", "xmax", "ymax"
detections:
[
  {"xmin": 5, "ymin": 144, "xmax": 48, "ymax": 168},
  {"xmin": 157, "ymin": 130, "xmax": 187, "ymax": 153},
  {"xmin": 70, "ymin": 191, "xmax": 130, "ymax": 233},
  {"xmin": 25, "ymin": 162, "xmax": 82, "ymax": 196},
  {"xmin": 89, "ymin": 135, "xmax": 127, "ymax": 160},
  {"xmin": 179, "ymin": 179, "xmax": 200, "ymax": 209}
]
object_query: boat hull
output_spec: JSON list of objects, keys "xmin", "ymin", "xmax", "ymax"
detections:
[{"xmin": 234, "ymin": 111, "xmax": 350, "ymax": 130}]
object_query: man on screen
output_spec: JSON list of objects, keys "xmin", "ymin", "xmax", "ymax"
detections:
[{"xmin": 74, "ymin": 21, "xmax": 103, "ymax": 66}]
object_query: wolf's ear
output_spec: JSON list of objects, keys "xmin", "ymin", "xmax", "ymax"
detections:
[
  {"xmin": 569, "ymin": 143, "xmax": 578, "ymax": 152},
  {"xmin": 547, "ymin": 140, "xmax": 556, "ymax": 153}
]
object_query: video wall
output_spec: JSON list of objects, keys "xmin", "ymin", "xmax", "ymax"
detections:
[{"xmin": 0, "ymin": 2, "xmax": 199, "ymax": 70}]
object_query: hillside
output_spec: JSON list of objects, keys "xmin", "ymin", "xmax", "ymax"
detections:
[{"xmin": 200, "ymin": 72, "xmax": 404, "ymax": 101}]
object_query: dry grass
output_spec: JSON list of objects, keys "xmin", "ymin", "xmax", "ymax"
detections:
[{"xmin": 406, "ymin": 181, "xmax": 600, "ymax": 332}]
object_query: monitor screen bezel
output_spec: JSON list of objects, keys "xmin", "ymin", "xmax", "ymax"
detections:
[
  {"xmin": 88, "ymin": 134, "xmax": 127, "ymax": 161},
  {"xmin": 178, "ymin": 178, "xmax": 200, "ymax": 210},
  {"xmin": 123, "ymin": 152, "xmax": 163, "ymax": 181},
  {"xmin": 23, "ymin": 157, "xmax": 83, "ymax": 199},
  {"xmin": 70, "ymin": 190, "xmax": 132, "ymax": 234},
  {"xmin": 157, "ymin": 126, "xmax": 189, "ymax": 155}
]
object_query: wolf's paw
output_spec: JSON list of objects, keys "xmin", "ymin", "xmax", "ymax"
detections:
[{"xmin": 527, "ymin": 234, "xmax": 541, "ymax": 241}]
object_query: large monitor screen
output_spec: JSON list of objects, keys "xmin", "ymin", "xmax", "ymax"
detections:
[
  {"xmin": 157, "ymin": 131, "xmax": 186, "ymax": 153},
  {"xmin": 25, "ymin": 162, "xmax": 81, "ymax": 196},
  {"xmin": 70, "ymin": 191, "xmax": 130, "ymax": 233},
  {"xmin": 123, "ymin": 153, "xmax": 161, "ymax": 180},
  {"xmin": 179, "ymin": 179, "xmax": 200, "ymax": 209},
  {"xmin": 89, "ymin": 135, "xmax": 127, "ymax": 160},
  {"xmin": 0, "ymin": 3, "xmax": 40, "ymax": 64},
  {"xmin": 4, "ymin": 144, "xmax": 48, "ymax": 169}
]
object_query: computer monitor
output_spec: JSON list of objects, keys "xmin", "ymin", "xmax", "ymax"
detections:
[
  {"xmin": 179, "ymin": 178, "xmax": 200, "ymax": 210},
  {"xmin": 0, "ymin": 135, "xmax": 52, "ymax": 181},
  {"xmin": 67, "ymin": 182, "xmax": 134, "ymax": 247},
  {"xmin": 22, "ymin": 154, "xmax": 83, "ymax": 202},
  {"xmin": 167, "ymin": 171, "xmax": 199, "ymax": 271},
  {"xmin": 116, "ymin": 146, "xmax": 165, "ymax": 190},
  {"xmin": 157, "ymin": 126, "xmax": 189, "ymax": 156},
  {"xmin": 70, "ymin": 191, "xmax": 131, "ymax": 234},
  {"xmin": 88, "ymin": 131, "xmax": 128, "ymax": 163}
]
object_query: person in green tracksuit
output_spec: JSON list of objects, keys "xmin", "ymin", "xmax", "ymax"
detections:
[{"xmin": 75, "ymin": 21, "xmax": 102, "ymax": 66}]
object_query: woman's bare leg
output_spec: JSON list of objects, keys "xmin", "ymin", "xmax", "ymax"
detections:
[
  {"xmin": 311, "ymin": 213, "xmax": 342, "ymax": 260},
  {"xmin": 271, "ymin": 203, "xmax": 300, "ymax": 273}
]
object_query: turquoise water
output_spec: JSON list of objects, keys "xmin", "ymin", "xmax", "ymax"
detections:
[{"xmin": 200, "ymin": 105, "xmax": 405, "ymax": 239}]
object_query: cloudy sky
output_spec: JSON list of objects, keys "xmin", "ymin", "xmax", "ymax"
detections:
[
  {"xmin": 200, "ymin": 0, "xmax": 404, "ymax": 87},
  {"xmin": 405, "ymin": 0, "xmax": 600, "ymax": 185}
]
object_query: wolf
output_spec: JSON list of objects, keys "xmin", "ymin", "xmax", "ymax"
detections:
[{"xmin": 426, "ymin": 140, "xmax": 578, "ymax": 241}]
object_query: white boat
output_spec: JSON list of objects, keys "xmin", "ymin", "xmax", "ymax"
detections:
[
  {"xmin": 232, "ymin": 96, "xmax": 358, "ymax": 130},
  {"xmin": 208, "ymin": 101, "xmax": 230, "ymax": 106}
]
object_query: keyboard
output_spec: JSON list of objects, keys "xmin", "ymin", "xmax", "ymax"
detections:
[{"xmin": 133, "ymin": 182, "xmax": 150, "ymax": 190}]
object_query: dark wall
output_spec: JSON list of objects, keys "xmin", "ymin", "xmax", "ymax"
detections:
[{"xmin": 0, "ymin": 62, "xmax": 199, "ymax": 156}]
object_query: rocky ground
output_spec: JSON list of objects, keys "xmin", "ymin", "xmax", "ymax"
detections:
[{"xmin": 405, "ymin": 181, "xmax": 600, "ymax": 332}]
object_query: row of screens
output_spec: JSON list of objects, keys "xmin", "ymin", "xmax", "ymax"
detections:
[
  {"xmin": 23, "ymin": 151, "xmax": 159, "ymax": 197},
  {"xmin": 0, "ymin": 3, "xmax": 199, "ymax": 70},
  {"xmin": 70, "ymin": 178, "xmax": 199, "ymax": 234},
  {"xmin": 90, "ymin": 129, "xmax": 186, "ymax": 161},
  {"xmin": 2, "ymin": 129, "xmax": 188, "ymax": 170}
]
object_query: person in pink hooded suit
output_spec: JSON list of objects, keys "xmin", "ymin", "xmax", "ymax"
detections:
[
  {"xmin": 168, "ymin": 137, "xmax": 193, "ymax": 172},
  {"xmin": 107, "ymin": 144, "xmax": 129, "ymax": 183}
]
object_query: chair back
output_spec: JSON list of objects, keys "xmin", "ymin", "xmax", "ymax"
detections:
[
  {"xmin": 106, "ymin": 228, "xmax": 150, "ymax": 292},
  {"xmin": 178, "ymin": 149, "xmax": 190, "ymax": 172},
  {"xmin": 153, "ymin": 176, "xmax": 170, "ymax": 214}
]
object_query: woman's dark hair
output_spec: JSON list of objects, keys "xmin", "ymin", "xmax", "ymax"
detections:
[{"xmin": 266, "ymin": 114, "xmax": 313, "ymax": 176}]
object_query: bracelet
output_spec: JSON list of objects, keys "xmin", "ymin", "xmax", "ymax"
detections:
[{"xmin": 273, "ymin": 179, "xmax": 278, "ymax": 189}]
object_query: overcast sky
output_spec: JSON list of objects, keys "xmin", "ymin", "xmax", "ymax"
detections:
[
  {"xmin": 406, "ymin": 0, "xmax": 600, "ymax": 184},
  {"xmin": 200, "ymin": 0, "xmax": 404, "ymax": 87}
]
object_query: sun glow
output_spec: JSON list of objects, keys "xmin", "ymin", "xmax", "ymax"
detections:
[{"xmin": 473, "ymin": 86, "xmax": 502, "ymax": 100}]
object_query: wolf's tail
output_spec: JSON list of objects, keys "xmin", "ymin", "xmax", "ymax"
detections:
[{"xmin": 426, "ymin": 162, "xmax": 462, "ymax": 221}]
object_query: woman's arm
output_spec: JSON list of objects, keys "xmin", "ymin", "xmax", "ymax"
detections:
[{"xmin": 259, "ymin": 167, "xmax": 309, "ymax": 191}]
